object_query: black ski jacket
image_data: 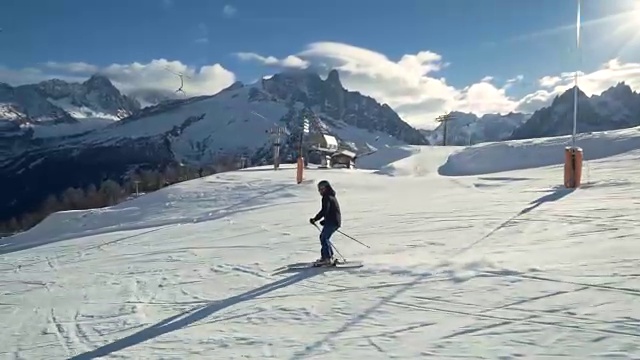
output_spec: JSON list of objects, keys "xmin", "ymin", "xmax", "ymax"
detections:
[{"xmin": 313, "ymin": 187, "xmax": 341, "ymax": 227}]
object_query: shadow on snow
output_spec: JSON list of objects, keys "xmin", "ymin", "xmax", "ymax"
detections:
[
  {"xmin": 69, "ymin": 267, "xmax": 325, "ymax": 359},
  {"xmin": 453, "ymin": 187, "xmax": 575, "ymax": 257}
]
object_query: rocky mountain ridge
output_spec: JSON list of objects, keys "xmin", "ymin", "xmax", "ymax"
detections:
[
  {"xmin": 511, "ymin": 82, "xmax": 640, "ymax": 140},
  {"xmin": 423, "ymin": 82, "xmax": 640, "ymax": 145},
  {"xmin": 0, "ymin": 69, "xmax": 427, "ymax": 223}
]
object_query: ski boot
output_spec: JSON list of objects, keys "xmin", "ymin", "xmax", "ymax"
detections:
[{"xmin": 313, "ymin": 257, "xmax": 336, "ymax": 267}]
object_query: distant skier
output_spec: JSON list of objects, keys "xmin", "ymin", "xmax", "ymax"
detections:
[{"xmin": 309, "ymin": 180, "xmax": 341, "ymax": 265}]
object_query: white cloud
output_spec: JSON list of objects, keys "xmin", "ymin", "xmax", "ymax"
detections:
[
  {"xmin": 508, "ymin": 75, "xmax": 524, "ymax": 83},
  {"xmin": 517, "ymin": 60, "xmax": 640, "ymax": 113},
  {"xmin": 0, "ymin": 59, "xmax": 236, "ymax": 98},
  {"xmin": 504, "ymin": 75, "xmax": 524, "ymax": 89},
  {"xmin": 236, "ymin": 42, "xmax": 640, "ymax": 129},
  {"xmin": 539, "ymin": 75, "xmax": 562, "ymax": 88},
  {"xmin": 234, "ymin": 52, "xmax": 309, "ymax": 69},
  {"xmin": 222, "ymin": 5, "xmax": 237, "ymax": 18},
  {"xmin": 553, "ymin": 59, "xmax": 640, "ymax": 96}
]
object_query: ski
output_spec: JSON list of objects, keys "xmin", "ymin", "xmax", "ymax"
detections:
[
  {"xmin": 289, "ymin": 259, "xmax": 363, "ymax": 270},
  {"xmin": 271, "ymin": 260, "xmax": 363, "ymax": 274}
]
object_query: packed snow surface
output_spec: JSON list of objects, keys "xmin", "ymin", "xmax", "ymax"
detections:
[
  {"xmin": 440, "ymin": 127, "xmax": 640, "ymax": 176},
  {"xmin": 1, "ymin": 127, "xmax": 640, "ymax": 359}
]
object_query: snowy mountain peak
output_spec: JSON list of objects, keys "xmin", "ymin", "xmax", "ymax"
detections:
[
  {"xmin": 35, "ymin": 74, "xmax": 141, "ymax": 120},
  {"xmin": 550, "ymin": 85, "xmax": 588, "ymax": 107},
  {"xmin": 258, "ymin": 68, "xmax": 427, "ymax": 145},
  {"xmin": 0, "ymin": 74, "xmax": 142, "ymax": 133},
  {"xmin": 83, "ymin": 74, "xmax": 113, "ymax": 89},
  {"xmin": 600, "ymin": 82, "xmax": 636, "ymax": 100},
  {"xmin": 511, "ymin": 84, "xmax": 640, "ymax": 140},
  {"xmin": 0, "ymin": 82, "xmax": 76, "ymax": 124}
]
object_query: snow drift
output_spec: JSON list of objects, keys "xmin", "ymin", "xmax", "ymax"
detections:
[{"xmin": 439, "ymin": 126, "xmax": 640, "ymax": 176}]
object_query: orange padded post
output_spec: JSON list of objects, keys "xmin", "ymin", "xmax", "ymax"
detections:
[
  {"xmin": 296, "ymin": 156, "xmax": 304, "ymax": 184},
  {"xmin": 564, "ymin": 147, "xmax": 583, "ymax": 188}
]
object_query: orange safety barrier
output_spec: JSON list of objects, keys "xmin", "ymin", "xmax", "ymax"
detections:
[
  {"xmin": 564, "ymin": 146, "xmax": 583, "ymax": 188},
  {"xmin": 296, "ymin": 156, "xmax": 304, "ymax": 184}
]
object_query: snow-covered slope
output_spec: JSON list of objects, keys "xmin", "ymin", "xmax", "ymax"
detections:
[
  {"xmin": 2, "ymin": 127, "xmax": 639, "ymax": 359},
  {"xmin": 440, "ymin": 126, "xmax": 640, "ymax": 176},
  {"xmin": 357, "ymin": 144, "xmax": 463, "ymax": 177}
]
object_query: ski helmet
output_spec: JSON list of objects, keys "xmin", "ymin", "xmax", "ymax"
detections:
[{"xmin": 317, "ymin": 180, "xmax": 330, "ymax": 190}]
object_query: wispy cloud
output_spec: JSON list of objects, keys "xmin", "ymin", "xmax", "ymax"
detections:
[
  {"xmin": 222, "ymin": 4, "xmax": 237, "ymax": 18},
  {"xmin": 503, "ymin": 75, "xmax": 524, "ymax": 89},
  {"xmin": 194, "ymin": 23, "xmax": 209, "ymax": 44},
  {"xmin": 43, "ymin": 61, "xmax": 98, "ymax": 74}
]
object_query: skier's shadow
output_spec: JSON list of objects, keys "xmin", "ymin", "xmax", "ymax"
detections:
[
  {"xmin": 68, "ymin": 268, "xmax": 322, "ymax": 359},
  {"xmin": 272, "ymin": 263, "xmax": 359, "ymax": 276}
]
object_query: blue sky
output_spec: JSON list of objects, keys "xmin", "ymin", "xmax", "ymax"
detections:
[{"xmin": 1, "ymin": 0, "xmax": 639, "ymax": 127}]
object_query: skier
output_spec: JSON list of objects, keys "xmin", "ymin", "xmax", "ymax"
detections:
[{"xmin": 309, "ymin": 180, "xmax": 341, "ymax": 265}]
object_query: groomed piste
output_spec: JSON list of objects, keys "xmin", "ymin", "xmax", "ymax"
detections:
[{"xmin": 1, "ymin": 126, "xmax": 640, "ymax": 359}]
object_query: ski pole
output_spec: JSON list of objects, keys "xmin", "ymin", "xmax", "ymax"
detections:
[
  {"xmin": 337, "ymin": 230, "xmax": 370, "ymax": 249},
  {"xmin": 312, "ymin": 222, "xmax": 370, "ymax": 249},
  {"xmin": 331, "ymin": 243, "xmax": 346, "ymax": 262},
  {"xmin": 312, "ymin": 223, "xmax": 346, "ymax": 262}
]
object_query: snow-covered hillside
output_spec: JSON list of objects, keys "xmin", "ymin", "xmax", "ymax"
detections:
[
  {"xmin": 75, "ymin": 80, "xmax": 409, "ymax": 165},
  {"xmin": 440, "ymin": 126, "xmax": 640, "ymax": 176},
  {"xmin": 2, "ymin": 126, "xmax": 639, "ymax": 359}
]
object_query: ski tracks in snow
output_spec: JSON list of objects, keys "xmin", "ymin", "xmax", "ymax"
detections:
[
  {"xmin": 2, "ymin": 165, "xmax": 640, "ymax": 358},
  {"xmin": 279, "ymin": 263, "xmax": 640, "ymax": 359}
]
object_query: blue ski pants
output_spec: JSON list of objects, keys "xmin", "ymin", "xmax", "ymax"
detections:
[{"xmin": 319, "ymin": 224, "xmax": 338, "ymax": 259}]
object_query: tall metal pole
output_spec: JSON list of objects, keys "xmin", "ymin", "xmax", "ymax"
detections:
[
  {"xmin": 299, "ymin": 122, "xmax": 304, "ymax": 157},
  {"xmin": 571, "ymin": 0, "xmax": 581, "ymax": 148},
  {"xmin": 435, "ymin": 113, "xmax": 454, "ymax": 146},
  {"xmin": 269, "ymin": 126, "xmax": 285, "ymax": 170},
  {"xmin": 134, "ymin": 180, "xmax": 140, "ymax": 196},
  {"xmin": 300, "ymin": 117, "xmax": 309, "ymax": 158}
]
